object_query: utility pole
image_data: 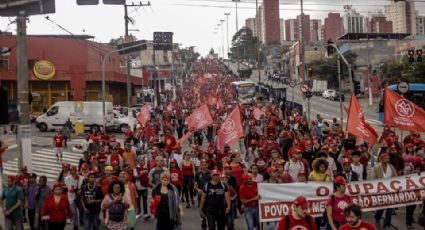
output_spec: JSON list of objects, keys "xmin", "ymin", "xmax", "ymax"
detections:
[
  {"xmin": 16, "ymin": 11, "xmax": 32, "ymax": 171},
  {"xmin": 366, "ymin": 37, "xmax": 373, "ymax": 106},
  {"xmin": 338, "ymin": 54, "xmax": 344, "ymax": 127},
  {"xmin": 225, "ymin": 13, "xmax": 230, "ymax": 67},
  {"xmin": 124, "ymin": 2, "xmax": 150, "ymax": 108},
  {"xmin": 255, "ymin": 0, "xmax": 261, "ymax": 83},
  {"xmin": 220, "ymin": 19, "xmax": 225, "ymax": 60},
  {"xmin": 233, "ymin": 0, "xmax": 240, "ymax": 71},
  {"xmin": 300, "ymin": 0, "xmax": 305, "ymax": 82}
]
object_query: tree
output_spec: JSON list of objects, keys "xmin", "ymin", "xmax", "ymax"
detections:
[
  {"xmin": 209, "ymin": 48, "xmax": 215, "ymax": 55},
  {"xmin": 230, "ymin": 27, "xmax": 259, "ymax": 62},
  {"xmin": 380, "ymin": 55, "xmax": 425, "ymax": 87}
]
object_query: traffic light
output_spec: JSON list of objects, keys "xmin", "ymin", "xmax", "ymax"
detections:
[
  {"xmin": 353, "ymin": 80, "xmax": 361, "ymax": 96},
  {"xmin": 76, "ymin": 0, "xmax": 99, "ymax": 5},
  {"xmin": 306, "ymin": 91, "xmax": 313, "ymax": 98},
  {"xmin": 408, "ymin": 50, "xmax": 415, "ymax": 62},
  {"xmin": 416, "ymin": 49, "xmax": 423, "ymax": 62},
  {"xmin": 0, "ymin": 86, "xmax": 8, "ymax": 125},
  {"xmin": 103, "ymin": 0, "xmax": 126, "ymax": 4},
  {"xmin": 327, "ymin": 39, "xmax": 334, "ymax": 56}
]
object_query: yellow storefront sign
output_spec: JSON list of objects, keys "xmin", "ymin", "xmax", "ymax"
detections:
[{"xmin": 33, "ymin": 60, "xmax": 55, "ymax": 80}]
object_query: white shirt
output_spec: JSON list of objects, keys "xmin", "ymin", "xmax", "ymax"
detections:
[
  {"xmin": 64, "ymin": 175, "xmax": 84, "ymax": 202},
  {"xmin": 284, "ymin": 159, "xmax": 304, "ymax": 182},
  {"xmin": 326, "ymin": 156, "xmax": 337, "ymax": 180},
  {"xmin": 383, "ymin": 165, "xmax": 392, "ymax": 179}
]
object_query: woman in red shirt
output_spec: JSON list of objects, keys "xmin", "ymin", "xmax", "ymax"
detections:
[
  {"xmin": 41, "ymin": 182, "xmax": 72, "ymax": 230},
  {"xmin": 169, "ymin": 159, "xmax": 183, "ymax": 194},
  {"xmin": 229, "ymin": 152, "xmax": 246, "ymax": 214},
  {"xmin": 181, "ymin": 152, "xmax": 195, "ymax": 208}
]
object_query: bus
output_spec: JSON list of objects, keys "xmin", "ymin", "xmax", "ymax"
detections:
[
  {"xmin": 231, "ymin": 81, "xmax": 256, "ymax": 104},
  {"xmin": 378, "ymin": 83, "xmax": 425, "ymax": 122}
]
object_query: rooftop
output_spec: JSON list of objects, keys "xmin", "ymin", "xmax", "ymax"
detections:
[{"xmin": 338, "ymin": 33, "xmax": 411, "ymax": 40}]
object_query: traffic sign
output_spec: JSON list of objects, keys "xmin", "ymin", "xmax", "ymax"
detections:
[
  {"xmin": 300, "ymin": 84, "xmax": 309, "ymax": 93},
  {"xmin": 397, "ymin": 82, "xmax": 409, "ymax": 94},
  {"xmin": 289, "ymin": 80, "xmax": 296, "ymax": 88}
]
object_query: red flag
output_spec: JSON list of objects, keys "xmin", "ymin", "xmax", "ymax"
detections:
[
  {"xmin": 186, "ymin": 104, "xmax": 214, "ymax": 131},
  {"xmin": 346, "ymin": 94, "xmax": 378, "ymax": 147},
  {"xmin": 178, "ymin": 132, "xmax": 191, "ymax": 146},
  {"xmin": 253, "ymin": 107, "xmax": 266, "ymax": 121},
  {"xmin": 137, "ymin": 105, "xmax": 151, "ymax": 127},
  {"xmin": 384, "ymin": 87, "xmax": 425, "ymax": 132},
  {"xmin": 167, "ymin": 103, "xmax": 174, "ymax": 111},
  {"xmin": 217, "ymin": 106, "xmax": 245, "ymax": 152}
]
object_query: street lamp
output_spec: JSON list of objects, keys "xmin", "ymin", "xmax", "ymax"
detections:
[{"xmin": 220, "ymin": 19, "xmax": 225, "ymax": 60}]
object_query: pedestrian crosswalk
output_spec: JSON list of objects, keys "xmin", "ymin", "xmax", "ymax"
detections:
[{"xmin": 2, "ymin": 148, "xmax": 83, "ymax": 182}]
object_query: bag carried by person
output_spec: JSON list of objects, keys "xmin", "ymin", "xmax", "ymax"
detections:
[{"xmin": 108, "ymin": 194, "xmax": 126, "ymax": 222}]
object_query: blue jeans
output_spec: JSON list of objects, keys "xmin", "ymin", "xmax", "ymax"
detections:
[
  {"xmin": 83, "ymin": 212, "xmax": 100, "ymax": 230},
  {"xmin": 375, "ymin": 208, "xmax": 393, "ymax": 227},
  {"xmin": 244, "ymin": 206, "xmax": 259, "ymax": 230},
  {"xmin": 71, "ymin": 201, "xmax": 79, "ymax": 228}
]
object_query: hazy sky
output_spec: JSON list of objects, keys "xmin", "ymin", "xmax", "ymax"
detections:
[{"xmin": 1, "ymin": 0, "xmax": 425, "ymax": 55}]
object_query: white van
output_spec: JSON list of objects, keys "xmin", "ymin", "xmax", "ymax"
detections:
[{"xmin": 35, "ymin": 101, "xmax": 114, "ymax": 132}]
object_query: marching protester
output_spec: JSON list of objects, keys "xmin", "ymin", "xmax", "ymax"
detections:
[
  {"xmin": 277, "ymin": 196, "xmax": 317, "ymax": 230},
  {"xmin": 325, "ymin": 176, "xmax": 351, "ymax": 230},
  {"xmin": 239, "ymin": 173, "xmax": 260, "ymax": 230},
  {"xmin": 0, "ymin": 175, "xmax": 25, "ymax": 230},
  {"xmin": 41, "ymin": 182, "xmax": 72, "ymax": 230},
  {"xmin": 340, "ymin": 204, "xmax": 376, "ymax": 230},
  {"xmin": 101, "ymin": 180, "xmax": 131, "ymax": 230}
]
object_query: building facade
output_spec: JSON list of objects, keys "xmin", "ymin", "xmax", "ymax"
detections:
[
  {"xmin": 258, "ymin": 0, "xmax": 281, "ymax": 44},
  {"xmin": 285, "ymin": 19, "xmax": 298, "ymax": 41},
  {"xmin": 0, "ymin": 34, "xmax": 143, "ymax": 113},
  {"xmin": 343, "ymin": 6, "xmax": 366, "ymax": 33},
  {"xmin": 280, "ymin": 19, "xmax": 285, "ymax": 44},
  {"xmin": 245, "ymin": 18, "xmax": 258, "ymax": 37},
  {"xmin": 368, "ymin": 16, "xmax": 393, "ymax": 33},
  {"xmin": 310, "ymin": 19, "xmax": 322, "ymax": 42},
  {"xmin": 384, "ymin": 0, "xmax": 417, "ymax": 34},
  {"xmin": 416, "ymin": 15, "xmax": 425, "ymax": 35},
  {"xmin": 324, "ymin": 13, "xmax": 344, "ymax": 42}
]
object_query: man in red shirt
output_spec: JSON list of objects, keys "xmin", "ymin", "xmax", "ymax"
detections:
[
  {"xmin": 239, "ymin": 173, "xmax": 260, "ymax": 230},
  {"xmin": 53, "ymin": 129, "xmax": 65, "ymax": 162},
  {"xmin": 340, "ymin": 204, "xmax": 376, "ymax": 230},
  {"xmin": 277, "ymin": 196, "xmax": 317, "ymax": 230}
]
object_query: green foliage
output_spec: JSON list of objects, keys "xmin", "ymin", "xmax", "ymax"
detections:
[
  {"xmin": 238, "ymin": 69, "xmax": 253, "ymax": 79},
  {"xmin": 380, "ymin": 57, "xmax": 425, "ymax": 86},
  {"xmin": 230, "ymin": 27, "xmax": 260, "ymax": 61}
]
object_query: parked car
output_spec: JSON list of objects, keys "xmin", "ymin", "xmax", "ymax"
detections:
[
  {"xmin": 329, "ymin": 92, "xmax": 345, "ymax": 102},
  {"xmin": 322, "ymin": 89, "xmax": 336, "ymax": 99},
  {"xmin": 108, "ymin": 111, "xmax": 137, "ymax": 133}
]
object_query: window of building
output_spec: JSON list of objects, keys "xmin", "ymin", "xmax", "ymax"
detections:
[{"xmin": 0, "ymin": 56, "xmax": 9, "ymax": 70}]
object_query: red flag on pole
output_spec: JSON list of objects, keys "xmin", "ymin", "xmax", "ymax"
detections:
[
  {"xmin": 217, "ymin": 106, "xmax": 245, "ymax": 152},
  {"xmin": 252, "ymin": 107, "xmax": 266, "ymax": 121},
  {"xmin": 137, "ymin": 105, "xmax": 151, "ymax": 127},
  {"xmin": 346, "ymin": 94, "xmax": 378, "ymax": 148},
  {"xmin": 186, "ymin": 104, "xmax": 214, "ymax": 131},
  {"xmin": 384, "ymin": 87, "xmax": 425, "ymax": 132},
  {"xmin": 178, "ymin": 132, "xmax": 191, "ymax": 146}
]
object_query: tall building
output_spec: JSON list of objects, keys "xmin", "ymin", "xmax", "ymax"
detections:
[
  {"xmin": 245, "ymin": 18, "xmax": 258, "ymax": 37},
  {"xmin": 297, "ymin": 14, "xmax": 311, "ymax": 43},
  {"xmin": 285, "ymin": 19, "xmax": 298, "ymax": 41},
  {"xmin": 310, "ymin": 19, "xmax": 322, "ymax": 42},
  {"xmin": 384, "ymin": 0, "xmax": 416, "ymax": 34},
  {"xmin": 417, "ymin": 15, "xmax": 425, "ymax": 35},
  {"xmin": 280, "ymin": 19, "xmax": 285, "ymax": 43},
  {"xmin": 368, "ymin": 16, "xmax": 393, "ymax": 33},
  {"xmin": 258, "ymin": 0, "xmax": 281, "ymax": 44},
  {"xmin": 324, "ymin": 13, "xmax": 344, "ymax": 42},
  {"xmin": 343, "ymin": 5, "xmax": 366, "ymax": 33}
]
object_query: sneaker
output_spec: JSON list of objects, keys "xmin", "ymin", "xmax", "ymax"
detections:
[
  {"xmin": 136, "ymin": 214, "xmax": 142, "ymax": 219},
  {"xmin": 143, "ymin": 214, "xmax": 151, "ymax": 220}
]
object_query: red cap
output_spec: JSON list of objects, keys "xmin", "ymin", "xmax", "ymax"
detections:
[
  {"xmin": 91, "ymin": 166, "xmax": 99, "ymax": 173},
  {"xmin": 170, "ymin": 158, "xmax": 177, "ymax": 164},
  {"xmin": 281, "ymin": 172, "xmax": 293, "ymax": 183},
  {"xmin": 88, "ymin": 170, "xmax": 97, "ymax": 176},
  {"xmin": 406, "ymin": 143, "xmax": 415, "ymax": 149},
  {"xmin": 346, "ymin": 150, "xmax": 353, "ymax": 156},
  {"xmin": 342, "ymin": 158, "xmax": 352, "ymax": 165},
  {"xmin": 111, "ymin": 160, "xmax": 119, "ymax": 166},
  {"xmin": 62, "ymin": 162, "xmax": 70, "ymax": 168},
  {"xmin": 7, "ymin": 175, "xmax": 17, "ymax": 183},
  {"xmin": 211, "ymin": 169, "xmax": 221, "ymax": 175},
  {"xmin": 289, "ymin": 148, "xmax": 302, "ymax": 158},
  {"xmin": 52, "ymin": 182, "xmax": 63, "ymax": 190},
  {"xmin": 200, "ymin": 159, "xmax": 208, "ymax": 164},
  {"xmin": 413, "ymin": 156, "xmax": 423, "ymax": 166},
  {"xmin": 70, "ymin": 165, "xmax": 78, "ymax": 171},
  {"xmin": 20, "ymin": 165, "xmax": 27, "ymax": 171},
  {"xmin": 333, "ymin": 176, "xmax": 347, "ymax": 185},
  {"xmin": 90, "ymin": 155, "xmax": 97, "ymax": 162},
  {"xmin": 250, "ymin": 139, "xmax": 257, "ymax": 146},
  {"xmin": 242, "ymin": 173, "xmax": 253, "ymax": 181},
  {"xmin": 304, "ymin": 140, "xmax": 312, "ymax": 146},
  {"xmin": 81, "ymin": 163, "xmax": 89, "ymax": 170},
  {"xmin": 293, "ymin": 196, "xmax": 309, "ymax": 209},
  {"xmin": 330, "ymin": 140, "xmax": 338, "ymax": 145}
]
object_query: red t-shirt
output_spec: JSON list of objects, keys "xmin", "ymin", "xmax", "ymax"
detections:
[
  {"xmin": 170, "ymin": 168, "xmax": 183, "ymax": 187},
  {"xmin": 340, "ymin": 221, "xmax": 377, "ymax": 230},
  {"xmin": 230, "ymin": 163, "xmax": 245, "ymax": 186},
  {"xmin": 326, "ymin": 195, "xmax": 351, "ymax": 223},
  {"xmin": 239, "ymin": 182, "xmax": 258, "ymax": 207},
  {"xmin": 53, "ymin": 134, "xmax": 64, "ymax": 148},
  {"xmin": 277, "ymin": 214, "xmax": 317, "ymax": 230}
]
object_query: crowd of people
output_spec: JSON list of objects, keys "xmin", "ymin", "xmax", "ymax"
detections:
[{"xmin": 1, "ymin": 58, "xmax": 424, "ymax": 230}]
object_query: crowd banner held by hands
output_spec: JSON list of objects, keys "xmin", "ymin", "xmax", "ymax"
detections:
[
  {"xmin": 186, "ymin": 104, "xmax": 214, "ymax": 131},
  {"xmin": 217, "ymin": 105, "xmax": 245, "ymax": 152},
  {"xmin": 384, "ymin": 87, "xmax": 425, "ymax": 132},
  {"xmin": 346, "ymin": 94, "xmax": 378, "ymax": 148},
  {"xmin": 258, "ymin": 173, "xmax": 425, "ymax": 222}
]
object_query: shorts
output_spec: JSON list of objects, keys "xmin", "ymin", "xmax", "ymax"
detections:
[{"xmin": 54, "ymin": 147, "xmax": 63, "ymax": 155}]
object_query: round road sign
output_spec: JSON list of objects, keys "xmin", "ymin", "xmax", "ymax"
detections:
[
  {"xmin": 397, "ymin": 82, "xmax": 409, "ymax": 94},
  {"xmin": 289, "ymin": 80, "xmax": 296, "ymax": 88},
  {"xmin": 300, "ymin": 84, "xmax": 309, "ymax": 93}
]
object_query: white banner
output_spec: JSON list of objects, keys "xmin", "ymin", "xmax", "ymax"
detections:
[{"xmin": 258, "ymin": 174, "xmax": 425, "ymax": 222}]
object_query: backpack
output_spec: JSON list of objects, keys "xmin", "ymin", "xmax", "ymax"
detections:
[
  {"xmin": 108, "ymin": 194, "xmax": 126, "ymax": 222},
  {"xmin": 285, "ymin": 215, "xmax": 312, "ymax": 230}
]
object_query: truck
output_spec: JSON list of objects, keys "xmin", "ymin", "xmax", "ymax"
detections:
[
  {"xmin": 311, "ymin": 79, "xmax": 328, "ymax": 95},
  {"xmin": 35, "ymin": 101, "xmax": 114, "ymax": 132}
]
